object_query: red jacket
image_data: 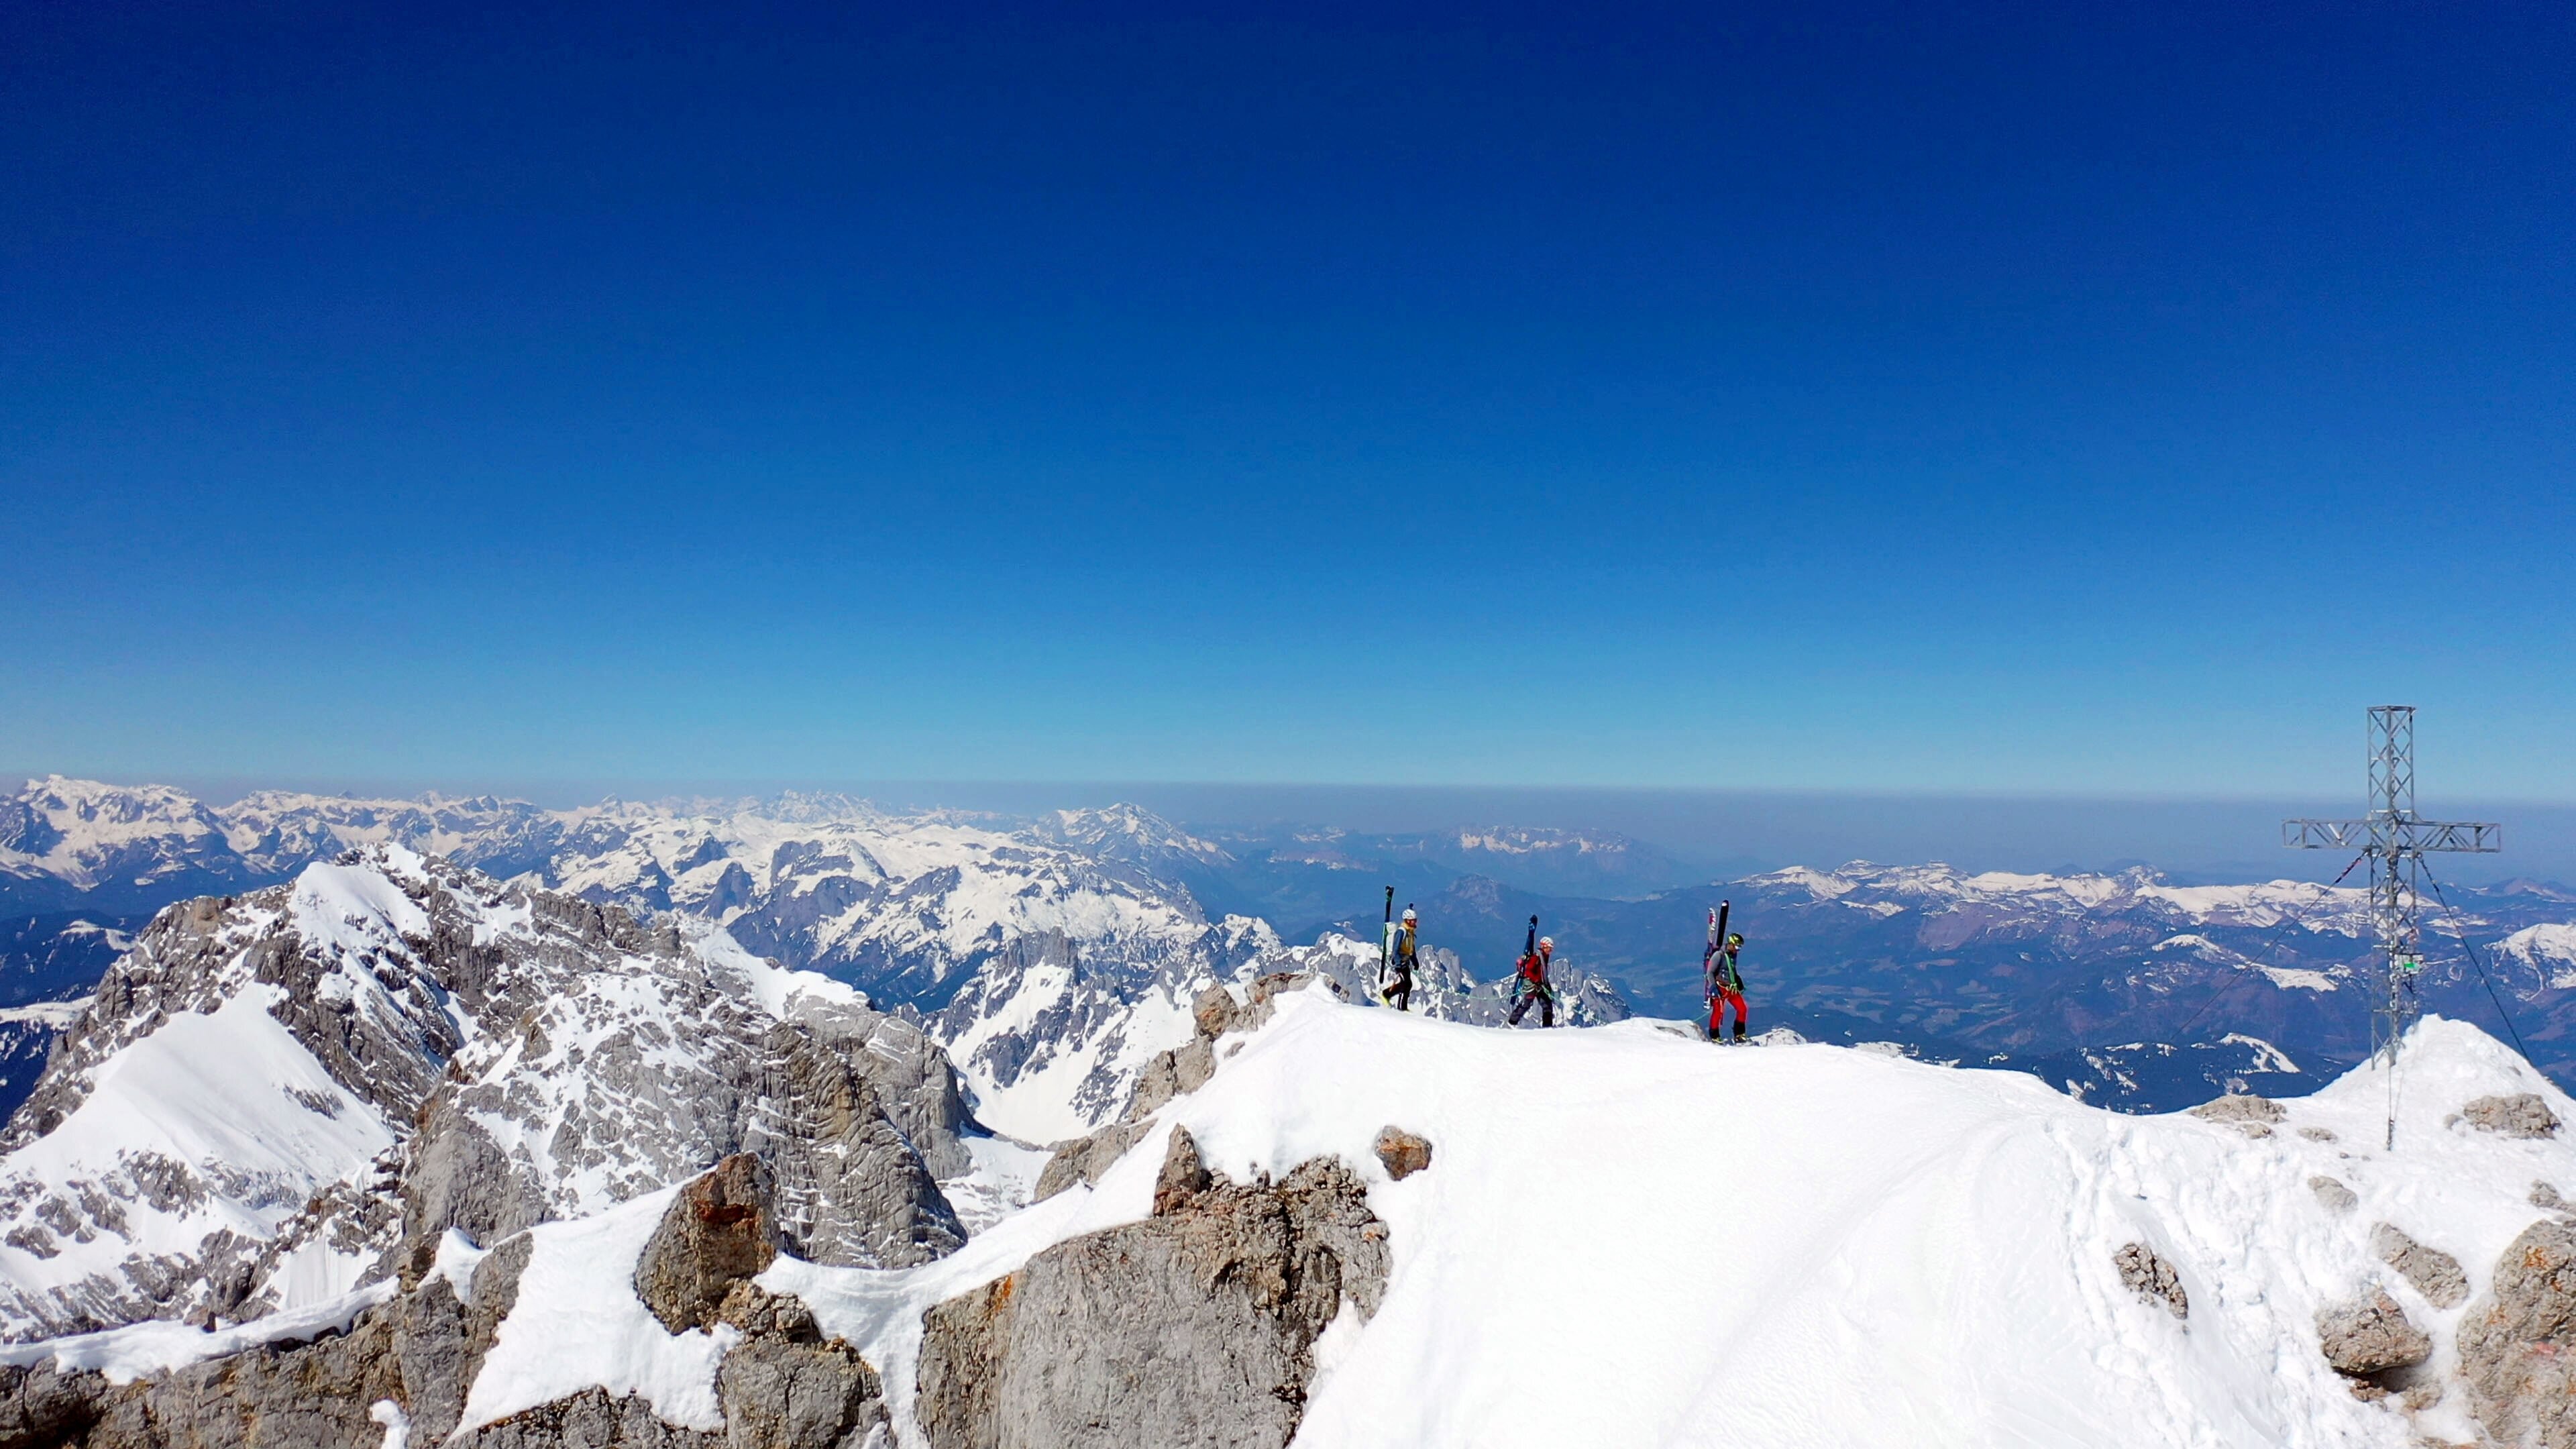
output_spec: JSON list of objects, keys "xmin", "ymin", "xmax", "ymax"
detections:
[{"xmin": 1517, "ymin": 947, "xmax": 1551, "ymax": 985}]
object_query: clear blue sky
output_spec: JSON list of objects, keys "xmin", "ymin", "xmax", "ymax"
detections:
[{"xmin": 4, "ymin": 1, "xmax": 2571, "ymax": 800}]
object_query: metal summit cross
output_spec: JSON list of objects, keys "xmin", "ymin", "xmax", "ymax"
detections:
[{"xmin": 2285, "ymin": 706, "xmax": 2500, "ymax": 1145}]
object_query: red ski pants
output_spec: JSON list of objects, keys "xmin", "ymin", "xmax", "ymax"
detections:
[{"xmin": 1709, "ymin": 990, "xmax": 1748, "ymax": 1036}]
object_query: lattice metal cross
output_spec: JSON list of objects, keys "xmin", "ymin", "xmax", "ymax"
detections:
[{"xmin": 2285, "ymin": 706, "xmax": 2500, "ymax": 1146}]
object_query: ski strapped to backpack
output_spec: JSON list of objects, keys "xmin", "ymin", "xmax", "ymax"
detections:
[
  {"xmin": 1377, "ymin": 885, "xmax": 1396, "ymax": 1004},
  {"xmin": 1703, "ymin": 900, "xmax": 1730, "ymax": 1008}
]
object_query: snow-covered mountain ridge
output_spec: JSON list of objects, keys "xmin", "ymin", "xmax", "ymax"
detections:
[
  {"xmin": 0, "ymin": 847, "xmax": 991, "ymax": 1343},
  {"xmin": 16, "ymin": 981, "xmax": 2573, "ymax": 1448},
  {"xmin": 11, "ymin": 777, "xmax": 2576, "ymax": 1126}
]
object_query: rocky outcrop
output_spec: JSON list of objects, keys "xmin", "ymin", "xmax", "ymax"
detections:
[
  {"xmin": 1032, "ymin": 1121, "xmax": 1145, "ymax": 1204},
  {"xmin": 709, "ymin": 1283, "xmax": 887, "ymax": 1449},
  {"xmin": 637, "ymin": 1156, "xmax": 780, "ymax": 1334},
  {"xmin": 2463, "ymin": 1093, "xmax": 2562, "ymax": 1140},
  {"xmin": 2113, "ymin": 1244, "xmax": 2188, "ymax": 1320},
  {"xmin": 1373, "ymin": 1127, "xmax": 1433, "ymax": 1181},
  {"xmin": 0, "ymin": 1227, "xmax": 527, "ymax": 1449},
  {"xmin": 1038, "ymin": 974, "xmax": 1363, "ymax": 1205},
  {"xmin": 0, "ymin": 1159, "xmax": 888, "ymax": 1449},
  {"xmin": 2459, "ymin": 1218, "xmax": 2576, "ymax": 1448},
  {"xmin": 2309, "ymin": 1176, "xmax": 2358, "ymax": 1214},
  {"xmin": 0, "ymin": 847, "xmax": 975, "ymax": 1341},
  {"xmin": 1126, "ymin": 976, "xmax": 1337, "ymax": 1123},
  {"xmin": 2188, "ymin": 1093, "xmax": 2285, "ymax": 1138},
  {"xmin": 2317, "ymin": 1289, "xmax": 2432, "ymax": 1378},
  {"xmin": 915, "ymin": 1126, "xmax": 1390, "ymax": 1449},
  {"xmin": 2371, "ymin": 1224, "xmax": 2469, "ymax": 1309}
]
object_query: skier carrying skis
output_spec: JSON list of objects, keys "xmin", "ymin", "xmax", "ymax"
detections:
[
  {"xmin": 1507, "ymin": 915, "xmax": 1556, "ymax": 1028},
  {"xmin": 1707, "ymin": 928, "xmax": 1749, "ymax": 1044},
  {"xmin": 1386, "ymin": 905, "xmax": 1421, "ymax": 1012}
]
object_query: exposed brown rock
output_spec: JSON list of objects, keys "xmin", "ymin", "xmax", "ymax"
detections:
[
  {"xmin": 1373, "ymin": 1126, "xmax": 1434, "ymax": 1181},
  {"xmin": 1153, "ymin": 1125, "xmax": 1216, "ymax": 1216},
  {"xmin": 635, "ymin": 1156, "xmax": 782, "ymax": 1334}
]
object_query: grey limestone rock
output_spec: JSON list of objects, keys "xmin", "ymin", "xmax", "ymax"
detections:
[
  {"xmin": 1123, "ymin": 975, "xmax": 1344, "ymax": 1124},
  {"xmin": 2309, "ymin": 1176, "xmax": 2359, "ymax": 1214},
  {"xmin": 2537, "ymin": 1181, "xmax": 2569, "ymax": 1212},
  {"xmin": 2112, "ymin": 1243, "xmax": 2188, "ymax": 1320},
  {"xmin": 713, "ymin": 1284, "xmax": 889, "ymax": 1449},
  {"xmin": 2464, "ymin": 1093, "xmax": 2563, "ymax": 1140},
  {"xmin": 1126, "ymin": 1036, "xmax": 1217, "ymax": 1122},
  {"xmin": 915, "ymin": 1134, "xmax": 1391, "ymax": 1449},
  {"xmin": 2316, "ymin": 1289, "xmax": 2432, "ymax": 1377},
  {"xmin": 0, "ymin": 1158, "xmax": 890, "ymax": 1449},
  {"xmin": 2188, "ymin": 1093, "xmax": 2285, "ymax": 1138},
  {"xmin": 1032, "ymin": 1120, "xmax": 1146, "ymax": 1204},
  {"xmin": 0, "ymin": 847, "xmax": 973, "ymax": 1340},
  {"xmin": 455, "ymin": 1387, "xmax": 724, "ymax": 1448},
  {"xmin": 2371, "ymin": 1223, "xmax": 2470, "ymax": 1309},
  {"xmin": 2459, "ymin": 1218, "xmax": 2576, "ymax": 1449}
]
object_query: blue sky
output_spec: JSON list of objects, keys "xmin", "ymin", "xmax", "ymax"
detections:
[{"xmin": 3, "ymin": 2, "xmax": 2571, "ymax": 800}]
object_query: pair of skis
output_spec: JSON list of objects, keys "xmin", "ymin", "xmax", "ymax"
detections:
[
  {"xmin": 1705, "ymin": 900, "xmax": 1735, "ymax": 1044},
  {"xmin": 1378, "ymin": 886, "xmax": 1397, "ymax": 1003}
]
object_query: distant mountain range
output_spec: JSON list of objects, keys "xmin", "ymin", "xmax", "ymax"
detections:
[{"xmin": 7, "ymin": 775, "xmax": 2575, "ymax": 1129}]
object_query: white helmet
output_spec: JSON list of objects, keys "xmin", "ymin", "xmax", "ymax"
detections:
[
  {"xmin": 1538, "ymin": 936, "xmax": 1554, "ymax": 951},
  {"xmin": 1402, "ymin": 907, "xmax": 1416, "ymax": 922}
]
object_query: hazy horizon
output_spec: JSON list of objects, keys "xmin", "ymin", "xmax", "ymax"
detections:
[{"xmin": 16, "ymin": 769, "xmax": 2571, "ymax": 890}]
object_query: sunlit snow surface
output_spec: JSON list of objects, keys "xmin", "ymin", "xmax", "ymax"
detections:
[{"xmin": 771, "ymin": 989, "xmax": 2575, "ymax": 1449}]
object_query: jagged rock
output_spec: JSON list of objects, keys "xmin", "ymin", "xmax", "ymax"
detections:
[
  {"xmin": 1032, "ymin": 1120, "xmax": 1145, "ymax": 1203},
  {"xmin": 0, "ymin": 1163, "xmax": 893, "ymax": 1449},
  {"xmin": 2463, "ymin": 1093, "xmax": 2562, "ymax": 1140},
  {"xmin": 916, "ymin": 1143, "xmax": 1391, "ymax": 1449},
  {"xmin": 2317, "ymin": 1289, "xmax": 2432, "ymax": 1377},
  {"xmin": 637, "ymin": 1156, "xmax": 782, "ymax": 1334},
  {"xmin": 2371, "ymin": 1223, "xmax": 2469, "ymax": 1309},
  {"xmin": 2298, "ymin": 1125, "xmax": 2338, "ymax": 1143},
  {"xmin": 2536, "ymin": 1181, "xmax": 2569, "ymax": 1212},
  {"xmin": 0, "ymin": 848, "xmax": 972, "ymax": 1341},
  {"xmin": 1153, "ymin": 1125, "xmax": 1216, "ymax": 1215},
  {"xmin": 747, "ymin": 1022, "xmax": 967, "ymax": 1269},
  {"xmin": 2188, "ymin": 1093, "xmax": 2285, "ymax": 1138},
  {"xmin": 1126, "ymin": 1036, "xmax": 1217, "ymax": 1121},
  {"xmin": 714, "ymin": 1285, "xmax": 890, "ymax": 1449},
  {"xmin": 1192, "ymin": 983, "xmax": 1242, "ymax": 1040},
  {"xmin": 2459, "ymin": 1219, "xmax": 2576, "ymax": 1448},
  {"xmin": 2112, "ymin": 1243, "xmax": 2188, "ymax": 1319},
  {"xmin": 456, "ymin": 1387, "xmax": 724, "ymax": 1448},
  {"xmin": 1373, "ymin": 1126, "xmax": 1434, "ymax": 1181},
  {"xmin": 2310, "ymin": 1176, "xmax": 2359, "ymax": 1214},
  {"xmin": 1234, "ymin": 971, "xmax": 1347, "ymax": 1038},
  {"xmin": 1124, "ymin": 975, "xmax": 1348, "ymax": 1123}
]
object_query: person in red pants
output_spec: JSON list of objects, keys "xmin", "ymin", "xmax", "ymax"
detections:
[
  {"xmin": 1707, "ymin": 931, "xmax": 1748, "ymax": 1043},
  {"xmin": 1507, "ymin": 916, "xmax": 1556, "ymax": 1028}
]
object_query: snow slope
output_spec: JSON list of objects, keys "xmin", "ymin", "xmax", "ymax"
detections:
[{"xmin": 773, "ymin": 989, "xmax": 2575, "ymax": 1448}]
